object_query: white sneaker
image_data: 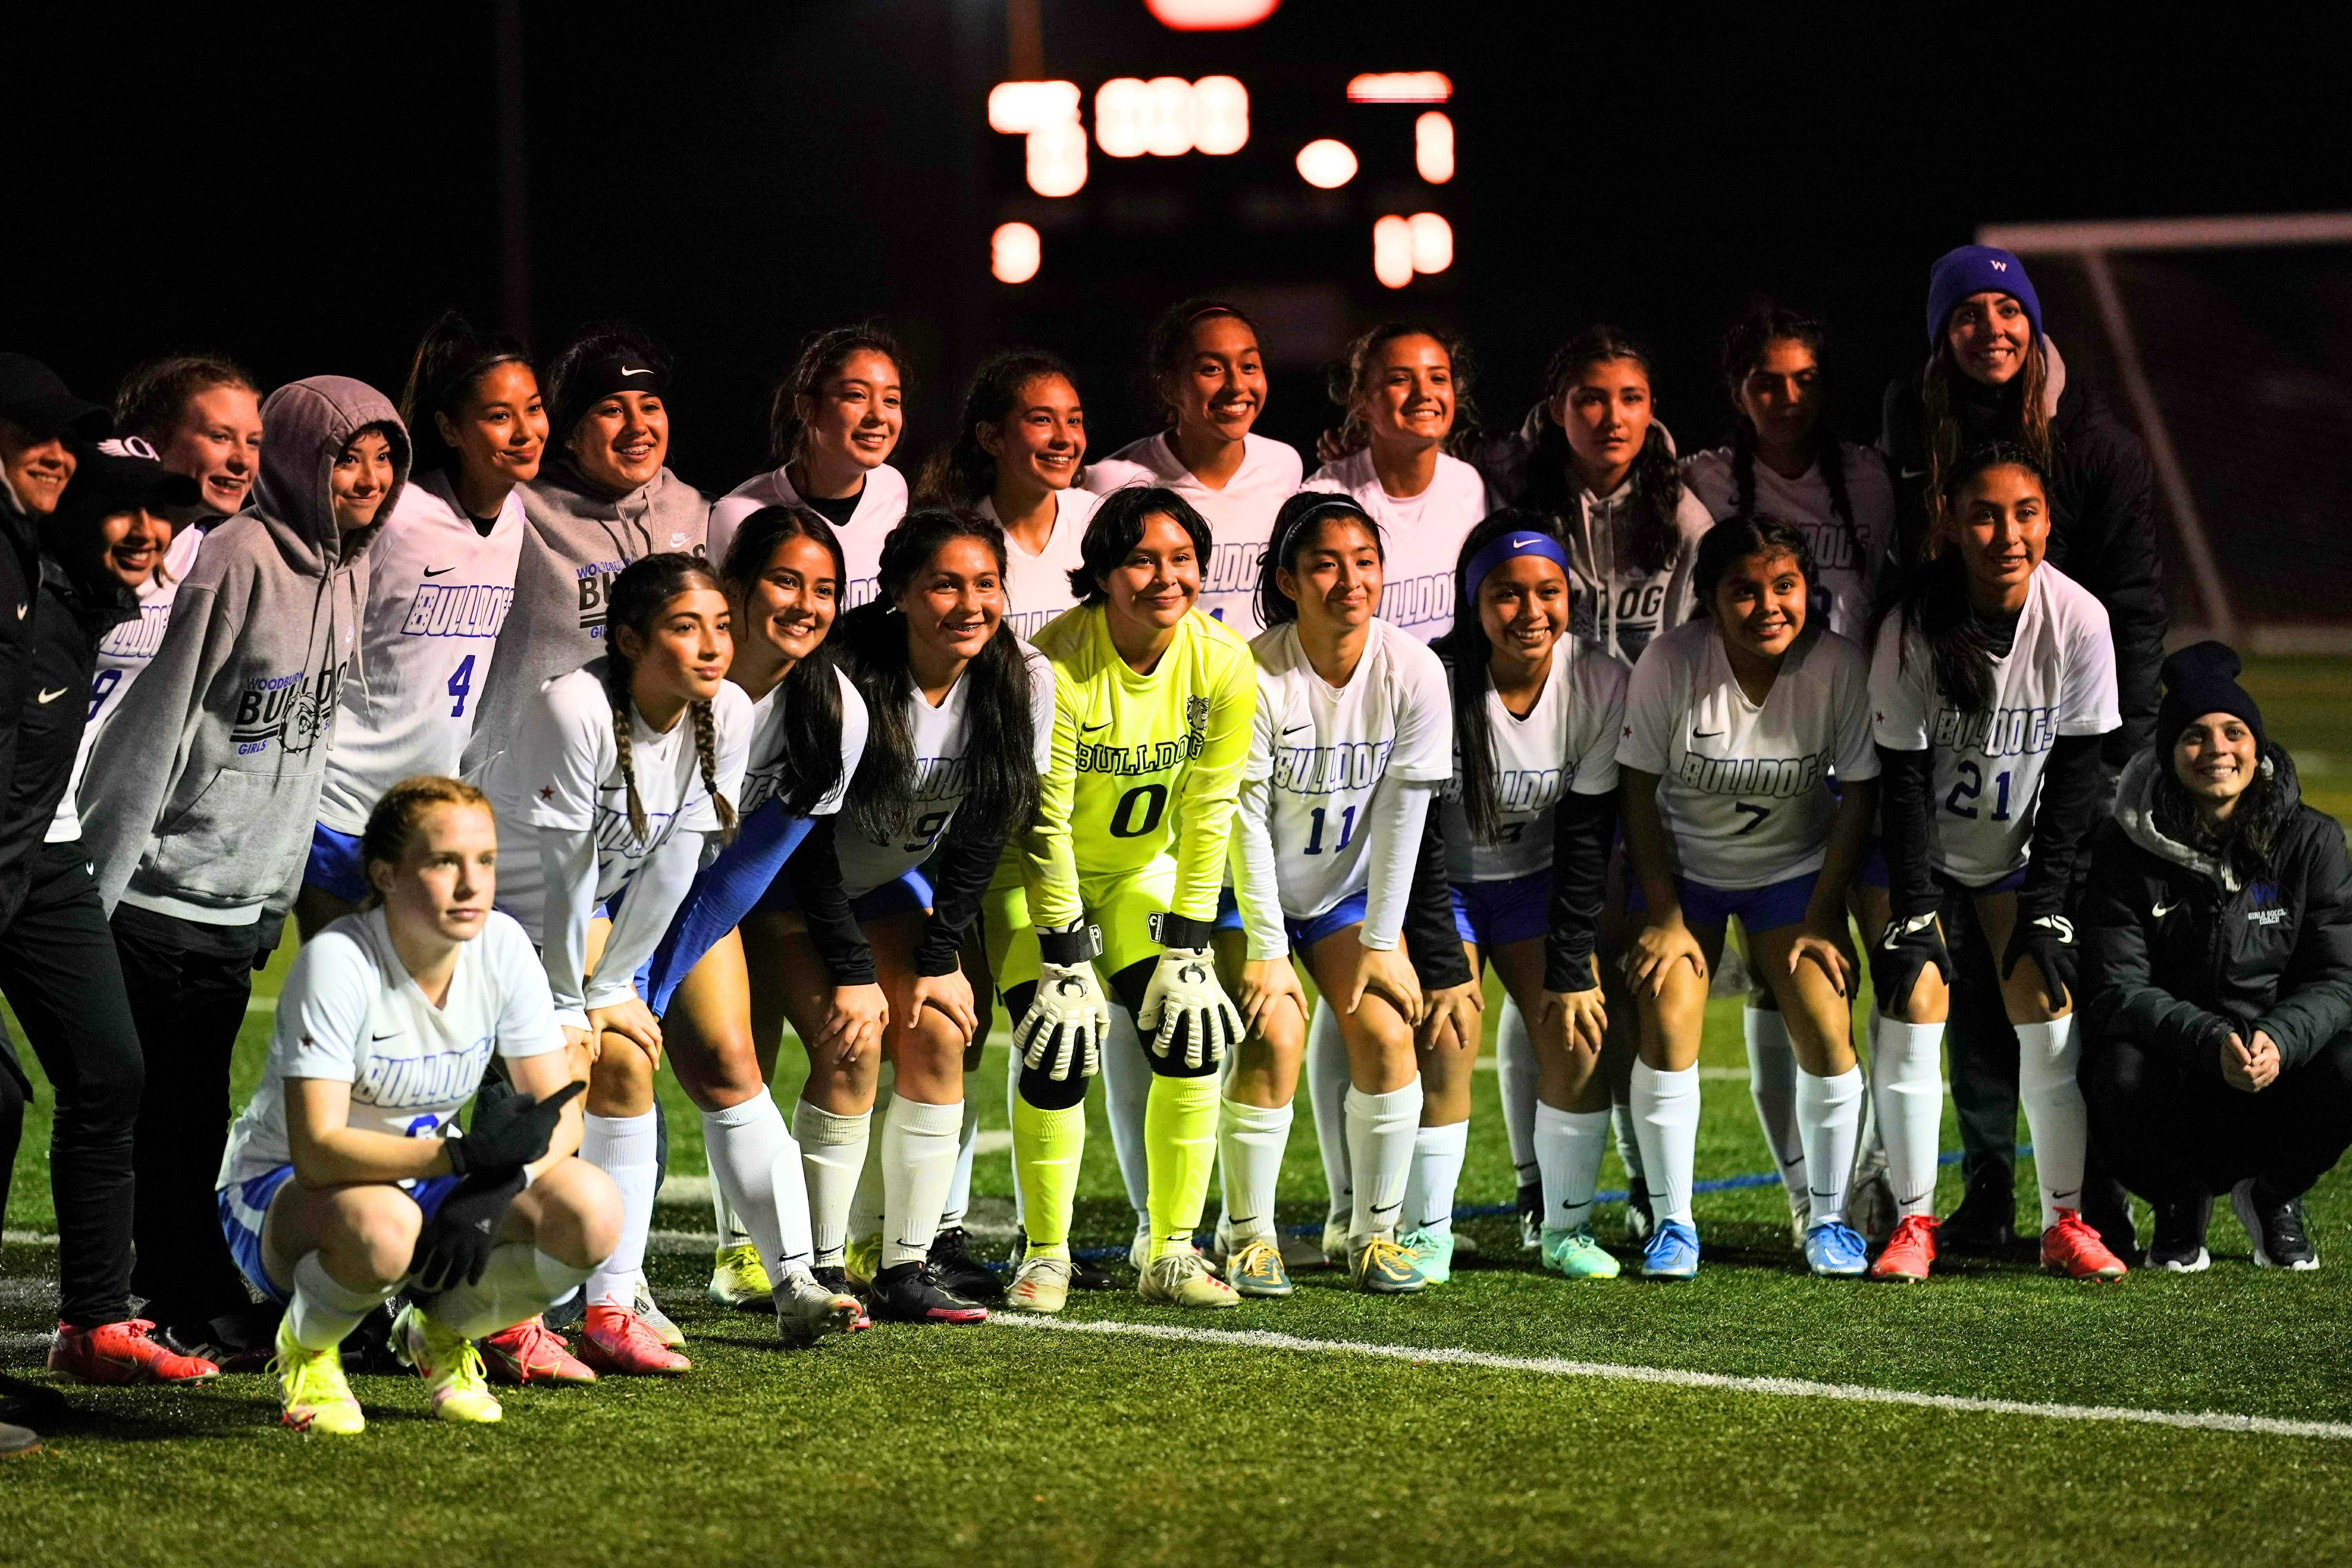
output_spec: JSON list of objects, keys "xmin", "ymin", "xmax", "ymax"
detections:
[
  {"xmin": 631, "ymin": 1272, "xmax": 685, "ymax": 1348},
  {"xmin": 1007, "ymin": 1254, "xmax": 1073, "ymax": 1314},
  {"xmin": 1138, "ymin": 1246, "xmax": 1239, "ymax": 1309},
  {"xmin": 773, "ymin": 1269, "xmax": 861, "ymax": 1347}
]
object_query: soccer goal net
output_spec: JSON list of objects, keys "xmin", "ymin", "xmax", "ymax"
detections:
[{"xmin": 1975, "ymin": 212, "xmax": 2352, "ymax": 654}]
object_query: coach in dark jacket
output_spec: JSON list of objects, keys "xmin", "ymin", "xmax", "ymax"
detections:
[
  {"xmin": 1880, "ymin": 247, "xmax": 2170, "ymax": 1254},
  {"xmin": 2080, "ymin": 642, "xmax": 2352, "ymax": 1272}
]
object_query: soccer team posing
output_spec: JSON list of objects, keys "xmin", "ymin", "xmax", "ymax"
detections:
[{"xmin": 16, "ymin": 239, "xmax": 2335, "ymax": 1445}]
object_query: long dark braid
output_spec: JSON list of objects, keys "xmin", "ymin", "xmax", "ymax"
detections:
[{"xmin": 601, "ymin": 552, "xmax": 733, "ymax": 844}]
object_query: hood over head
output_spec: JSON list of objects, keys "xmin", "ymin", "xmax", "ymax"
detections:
[{"xmin": 254, "ymin": 376, "xmax": 410, "ymax": 567}]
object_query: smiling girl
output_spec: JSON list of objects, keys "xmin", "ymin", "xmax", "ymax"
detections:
[
  {"xmin": 301, "ymin": 314, "xmax": 543, "ymax": 935},
  {"xmin": 1866, "ymin": 446, "xmax": 2125, "ymax": 1281},
  {"xmin": 1617, "ymin": 516, "xmax": 1879, "ymax": 1281},
  {"xmin": 114, "ymin": 354, "xmax": 264, "ymax": 523},
  {"xmin": 482, "ymin": 554, "xmax": 750, "ymax": 1371},
  {"xmin": 712, "ymin": 325, "xmax": 911, "ymax": 612},
  {"xmin": 1085, "ymin": 299, "xmax": 1302, "ymax": 632}
]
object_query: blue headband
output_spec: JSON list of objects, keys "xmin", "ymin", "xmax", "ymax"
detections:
[{"xmin": 1464, "ymin": 530, "xmax": 1571, "ymax": 594}]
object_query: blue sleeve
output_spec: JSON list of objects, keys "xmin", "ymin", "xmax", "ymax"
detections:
[{"xmin": 636, "ymin": 800, "xmax": 814, "ymax": 1017}]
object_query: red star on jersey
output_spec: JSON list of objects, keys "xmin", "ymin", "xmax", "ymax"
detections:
[{"xmin": 538, "ymin": 785, "xmax": 555, "ymax": 801}]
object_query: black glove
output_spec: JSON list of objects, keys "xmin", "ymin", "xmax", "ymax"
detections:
[
  {"xmin": 445, "ymin": 1078, "xmax": 584, "ymax": 1180},
  {"xmin": 252, "ymin": 908, "xmax": 288, "ymax": 972},
  {"xmin": 1869, "ymin": 912, "xmax": 1951, "ymax": 1018},
  {"xmin": 409, "ymin": 1169, "xmax": 526, "ymax": 1292},
  {"xmin": 2002, "ymin": 912, "xmax": 2077, "ymax": 1011}
]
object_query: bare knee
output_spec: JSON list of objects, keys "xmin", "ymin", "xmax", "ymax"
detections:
[
  {"xmin": 532, "ymin": 1161, "xmax": 621, "ymax": 1270},
  {"xmin": 327, "ymin": 1188, "xmax": 423, "ymax": 1286}
]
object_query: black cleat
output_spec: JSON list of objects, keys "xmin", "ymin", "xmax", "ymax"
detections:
[
  {"xmin": 809, "ymin": 1266, "xmax": 874, "ymax": 1330},
  {"xmin": 1622, "ymin": 1175, "xmax": 1656, "ymax": 1248},
  {"xmin": 2232, "ymin": 1180, "xmax": 2319, "ymax": 1270},
  {"xmin": 870, "ymin": 1262, "xmax": 989, "ymax": 1324},
  {"xmin": 2147, "ymin": 1193, "xmax": 2212, "ymax": 1272},
  {"xmin": 927, "ymin": 1227, "xmax": 1005, "ymax": 1304},
  {"xmin": 1938, "ymin": 1166, "xmax": 2017, "ymax": 1256},
  {"xmin": 1515, "ymin": 1180, "xmax": 1543, "ymax": 1252}
]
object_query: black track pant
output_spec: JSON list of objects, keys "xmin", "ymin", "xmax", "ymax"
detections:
[
  {"xmin": 111, "ymin": 902, "xmax": 262, "ymax": 1330},
  {"xmin": 0, "ymin": 841, "xmax": 145, "ymax": 1328},
  {"xmin": 2085, "ymin": 1030, "xmax": 2352, "ymax": 1203}
]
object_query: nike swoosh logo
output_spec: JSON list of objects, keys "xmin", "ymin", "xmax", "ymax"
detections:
[
  {"xmin": 2151, "ymin": 898, "xmax": 2177, "ymax": 918},
  {"xmin": 423, "ymin": 565, "xmax": 457, "ymax": 578},
  {"xmin": 1900, "ymin": 467, "xmax": 1926, "ymax": 479},
  {"xmin": 36, "ymin": 686, "xmax": 67, "ymax": 703},
  {"xmin": 620, "ymin": 366, "xmax": 653, "ymax": 377},
  {"xmin": 1282, "ymin": 724, "xmax": 1311, "ymax": 737},
  {"xmin": 1510, "ymin": 536, "xmax": 1539, "ymax": 548},
  {"xmin": 371, "ymin": 1031, "xmax": 399, "ymax": 1041},
  {"xmin": 1692, "ymin": 730, "xmax": 1724, "ymax": 739},
  {"xmin": 1082, "ymin": 721, "xmax": 1109, "ymax": 733}
]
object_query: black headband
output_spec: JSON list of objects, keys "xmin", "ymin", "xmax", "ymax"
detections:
[{"xmin": 556, "ymin": 350, "xmax": 666, "ymax": 439}]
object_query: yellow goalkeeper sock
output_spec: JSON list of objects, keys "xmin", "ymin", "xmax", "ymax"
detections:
[
  {"xmin": 1012, "ymin": 1096, "xmax": 1087, "ymax": 1252},
  {"xmin": 1144, "ymin": 1071, "xmax": 1220, "ymax": 1260}
]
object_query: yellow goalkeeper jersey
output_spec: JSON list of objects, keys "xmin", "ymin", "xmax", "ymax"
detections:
[{"xmin": 1024, "ymin": 601, "xmax": 1256, "ymax": 932}]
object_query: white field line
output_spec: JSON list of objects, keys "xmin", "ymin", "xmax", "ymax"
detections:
[{"xmin": 990, "ymin": 1314, "xmax": 2352, "ymax": 1442}]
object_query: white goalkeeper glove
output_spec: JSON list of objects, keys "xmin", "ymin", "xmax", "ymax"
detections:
[
  {"xmin": 1137, "ymin": 912, "xmax": 1240, "ymax": 1071},
  {"xmin": 1012, "ymin": 924, "xmax": 1110, "ymax": 1082}
]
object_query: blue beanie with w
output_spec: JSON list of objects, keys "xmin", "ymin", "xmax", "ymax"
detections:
[{"xmin": 1926, "ymin": 245, "xmax": 2042, "ymax": 345}]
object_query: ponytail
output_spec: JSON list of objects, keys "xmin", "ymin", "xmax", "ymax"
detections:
[
  {"xmin": 916, "ymin": 348, "xmax": 1076, "ymax": 508},
  {"xmin": 399, "ymin": 309, "xmax": 534, "ymax": 477}
]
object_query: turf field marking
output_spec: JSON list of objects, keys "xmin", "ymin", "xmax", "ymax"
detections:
[{"xmin": 992, "ymin": 1316, "xmax": 2352, "ymax": 1442}]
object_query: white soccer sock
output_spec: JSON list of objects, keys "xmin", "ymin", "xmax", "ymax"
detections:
[
  {"xmin": 711, "ymin": 1174, "xmax": 748, "ymax": 1249},
  {"xmin": 792, "ymin": 1100, "xmax": 870, "ymax": 1269},
  {"xmin": 2015, "ymin": 1016, "xmax": 2086, "ymax": 1230},
  {"xmin": 1744, "ymin": 1006, "xmax": 1806, "ymax": 1206},
  {"xmin": 1402, "ymin": 1119, "xmax": 1470, "ymax": 1236},
  {"xmin": 1871, "ymin": 1016, "xmax": 1947, "ymax": 1218},
  {"xmin": 1794, "ymin": 1065, "xmax": 1864, "ymax": 1228},
  {"xmin": 1101, "ymin": 1003, "xmax": 1153, "ymax": 1226},
  {"xmin": 581, "ymin": 1109, "xmax": 658, "ymax": 1307},
  {"xmin": 700, "ymin": 1095, "xmax": 795, "ymax": 1281},
  {"xmin": 849, "ymin": 1065, "xmax": 892, "ymax": 1245},
  {"xmin": 426, "ymin": 1243, "xmax": 592, "ymax": 1340},
  {"xmin": 1346, "ymin": 1080, "xmax": 1423, "ymax": 1245},
  {"xmin": 1612, "ymin": 1100, "xmax": 1647, "ymax": 1183},
  {"xmin": 1217, "ymin": 1096, "xmax": 1293, "ymax": 1245},
  {"xmin": 287, "ymin": 1251, "xmax": 394, "ymax": 1354},
  {"xmin": 880, "ymin": 1096, "xmax": 964, "ymax": 1269},
  {"xmin": 1306, "ymin": 998, "xmax": 1352, "ymax": 1225},
  {"xmin": 1534, "ymin": 1103, "xmax": 1611, "ymax": 1235},
  {"xmin": 1496, "ymin": 996, "xmax": 1540, "ymax": 1189},
  {"xmin": 940, "ymin": 1071, "xmax": 981, "ymax": 1231},
  {"xmin": 1630, "ymin": 1061, "xmax": 1700, "ymax": 1227},
  {"xmin": 1005, "ymin": 1044, "xmax": 1027, "ymax": 1229}
]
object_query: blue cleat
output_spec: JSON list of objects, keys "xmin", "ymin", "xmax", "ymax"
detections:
[
  {"xmin": 1640, "ymin": 1220, "xmax": 1700, "ymax": 1280},
  {"xmin": 1803, "ymin": 1221, "xmax": 1869, "ymax": 1278}
]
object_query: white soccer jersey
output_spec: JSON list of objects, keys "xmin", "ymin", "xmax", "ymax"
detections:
[
  {"xmin": 1440, "ymin": 637, "xmax": 1630, "ymax": 883},
  {"xmin": 1869, "ymin": 563, "xmax": 2119, "ymax": 887},
  {"xmin": 1245, "ymin": 618, "xmax": 1452, "ymax": 920},
  {"xmin": 49, "ymin": 522, "xmax": 203, "ymax": 844},
  {"xmin": 218, "ymin": 906, "xmax": 563, "ymax": 1187},
  {"xmin": 979, "ymin": 487, "xmax": 1096, "ymax": 641},
  {"xmin": 740, "ymin": 665, "xmax": 867, "ymax": 821},
  {"xmin": 483, "ymin": 666, "xmax": 753, "ymax": 940},
  {"xmin": 835, "ymin": 642, "xmax": 1054, "ymax": 898},
  {"xmin": 318, "ymin": 471, "xmax": 524, "ymax": 833},
  {"xmin": 1682, "ymin": 443, "xmax": 1895, "ymax": 641},
  {"xmin": 1618, "ymin": 620, "xmax": 1878, "ymax": 891},
  {"xmin": 708, "ymin": 462, "xmax": 909, "ymax": 614},
  {"xmin": 1082, "ymin": 431, "xmax": 1303, "ymax": 633},
  {"xmin": 1303, "ymin": 447, "xmax": 1485, "ymax": 642}
]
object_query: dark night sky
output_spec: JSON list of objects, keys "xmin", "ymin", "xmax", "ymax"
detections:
[{"xmin": 7, "ymin": 2, "xmax": 2343, "ymax": 527}]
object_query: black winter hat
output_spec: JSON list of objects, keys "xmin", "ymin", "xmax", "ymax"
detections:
[{"xmin": 2156, "ymin": 640, "xmax": 2264, "ymax": 759}]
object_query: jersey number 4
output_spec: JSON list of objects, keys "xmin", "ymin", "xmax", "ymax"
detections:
[
  {"xmin": 447, "ymin": 654, "xmax": 475, "ymax": 718},
  {"xmin": 1944, "ymin": 760, "xmax": 2014, "ymax": 821}
]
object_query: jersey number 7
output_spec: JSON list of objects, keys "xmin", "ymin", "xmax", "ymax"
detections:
[{"xmin": 1732, "ymin": 802, "xmax": 1771, "ymax": 835}]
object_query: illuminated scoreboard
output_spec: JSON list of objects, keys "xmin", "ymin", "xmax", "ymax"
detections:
[{"xmin": 983, "ymin": 68, "xmax": 1456, "ymax": 291}]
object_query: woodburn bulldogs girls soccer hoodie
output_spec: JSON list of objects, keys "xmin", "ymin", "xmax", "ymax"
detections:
[{"xmin": 82, "ymin": 377, "xmax": 405, "ymax": 933}]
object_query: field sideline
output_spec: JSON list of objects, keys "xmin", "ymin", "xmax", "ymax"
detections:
[{"xmin": 4, "ymin": 657, "xmax": 2351, "ymax": 1566}]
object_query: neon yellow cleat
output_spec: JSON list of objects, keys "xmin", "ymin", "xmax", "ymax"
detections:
[
  {"xmin": 272, "ymin": 1317, "xmax": 364, "ymax": 1436},
  {"xmin": 708, "ymin": 1241, "xmax": 775, "ymax": 1311},
  {"xmin": 1006, "ymin": 1252, "xmax": 1073, "ymax": 1314},
  {"xmin": 843, "ymin": 1232, "xmax": 884, "ymax": 1292},
  {"xmin": 391, "ymin": 1305, "xmax": 504, "ymax": 1425},
  {"xmin": 1139, "ymin": 1246, "xmax": 1240, "ymax": 1309}
]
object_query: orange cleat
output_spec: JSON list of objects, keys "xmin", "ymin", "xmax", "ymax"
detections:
[
  {"xmin": 481, "ymin": 1315, "xmax": 597, "ymax": 1385},
  {"xmin": 1870, "ymin": 1215, "xmax": 1939, "ymax": 1282},
  {"xmin": 2041, "ymin": 1209, "xmax": 2128, "ymax": 1280},
  {"xmin": 48, "ymin": 1319, "xmax": 220, "ymax": 1385},
  {"xmin": 579, "ymin": 1304, "xmax": 690, "ymax": 1376}
]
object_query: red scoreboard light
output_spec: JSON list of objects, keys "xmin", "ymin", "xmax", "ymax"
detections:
[{"xmin": 1144, "ymin": 0, "xmax": 1280, "ymax": 29}]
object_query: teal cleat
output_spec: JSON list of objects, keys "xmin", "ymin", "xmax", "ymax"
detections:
[
  {"xmin": 1400, "ymin": 1227, "xmax": 1455, "ymax": 1285},
  {"xmin": 1540, "ymin": 1224, "xmax": 1622, "ymax": 1280}
]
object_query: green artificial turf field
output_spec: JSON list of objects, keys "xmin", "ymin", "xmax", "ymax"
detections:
[{"xmin": 6, "ymin": 657, "xmax": 2352, "ymax": 1566}]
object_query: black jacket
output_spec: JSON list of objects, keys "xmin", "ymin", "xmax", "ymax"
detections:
[
  {"xmin": 0, "ymin": 548, "xmax": 136, "ymax": 926},
  {"xmin": 0, "ymin": 492, "xmax": 39, "ymax": 835},
  {"xmin": 2080, "ymin": 748, "xmax": 2352, "ymax": 1082},
  {"xmin": 1880, "ymin": 345, "xmax": 2168, "ymax": 763}
]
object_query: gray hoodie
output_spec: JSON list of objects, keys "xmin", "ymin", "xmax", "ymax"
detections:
[
  {"xmin": 83, "ymin": 376, "xmax": 407, "ymax": 926},
  {"xmin": 459, "ymin": 457, "xmax": 708, "ymax": 777}
]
